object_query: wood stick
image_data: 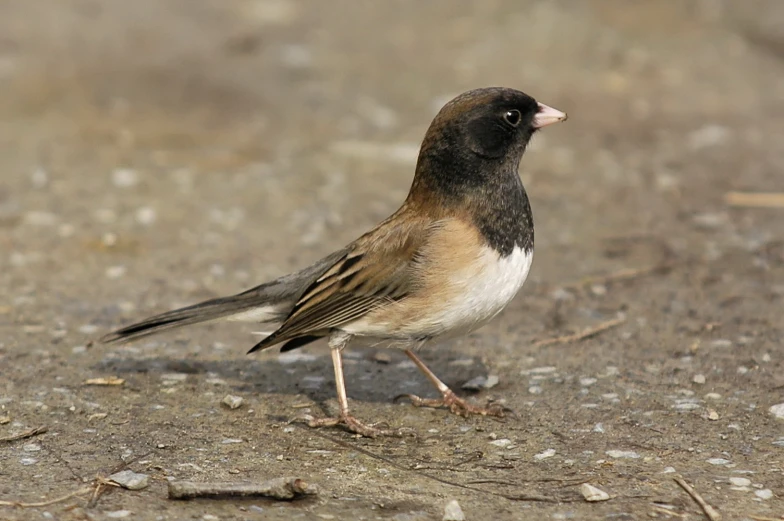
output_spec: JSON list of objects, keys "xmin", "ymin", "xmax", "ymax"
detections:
[
  {"xmin": 674, "ymin": 477, "xmax": 721, "ymax": 521},
  {"xmin": 168, "ymin": 478, "xmax": 318, "ymax": 500},
  {"xmin": 724, "ymin": 191, "xmax": 784, "ymax": 208},
  {"xmin": 533, "ymin": 316, "xmax": 626, "ymax": 348},
  {"xmin": 0, "ymin": 426, "xmax": 47, "ymax": 443}
]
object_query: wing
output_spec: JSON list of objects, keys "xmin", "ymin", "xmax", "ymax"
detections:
[{"xmin": 248, "ymin": 213, "xmax": 433, "ymax": 352}]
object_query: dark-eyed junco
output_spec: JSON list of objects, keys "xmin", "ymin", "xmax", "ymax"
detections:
[{"xmin": 102, "ymin": 87, "xmax": 567, "ymax": 437}]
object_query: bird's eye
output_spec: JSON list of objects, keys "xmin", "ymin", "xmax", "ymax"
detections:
[{"xmin": 504, "ymin": 109, "xmax": 522, "ymax": 127}]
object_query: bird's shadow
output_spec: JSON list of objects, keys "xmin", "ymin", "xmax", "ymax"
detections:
[{"xmin": 94, "ymin": 344, "xmax": 490, "ymax": 404}]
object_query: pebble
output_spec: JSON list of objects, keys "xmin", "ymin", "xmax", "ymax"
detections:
[
  {"xmin": 23, "ymin": 211, "xmax": 59, "ymax": 226},
  {"xmin": 522, "ymin": 366, "xmax": 557, "ymax": 375},
  {"xmin": 688, "ymin": 124, "xmax": 730, "ymax": 150},
  {"xmin": 135, "ymin": 207, "xmax": 157, "ymax": 225},
  {"xmin": 442, "ymin": 499, "xmax": 465, "ymax": 521},
  {"xmin": 20, "ymin": 458, "xmax": 38, "ymax": 466},
  {"xmin": 221, "ymin": 395, "xmax": 244, "ymax": 409},
  {"xmin": 580, "ymin": 483, "xmax": 610, "ymax": 502},
  {"xmin": 105, "ymin": 266, "xmax": 127, "ymax": 279},
  {"xmin": 528, "ymin": 385, "xmax": 543, "ymax": 394},
  {"xmin": 593, "ymin": 423, "xmax": 605, "ymax": 433},
  {"xmin": 373, "ymin": 352, "xmax": 392, "ymax": 364},
  {"xmin": 605, "ymin": 450, "xmax": 640, "ymax": 459},
  {"xmin": 489, "ymin": 439, "xmax": 513, "ymax": 448},
  {"xmin": 661, "ymin": 467, "xmax": 676, "ymax": 474},
  {"xmin": 221, "ymin": 438, "xmax": 243, "ymax": 444},
  {"xmin": 23, "ymin": 443, "xmax": 41, "ymax": 452},
  {"xmin": 580, "ymin": 377, "xmax": 597, "ymax": 387},
  {"xmin": 754, "ymin": 489, "xmax": 773, "ymax": 500},
  {"xmin": 534, "ymin": 448, "xmax": 556, "ymax": 461},
  {"xmin": 112, "ymin": 168, "xmax": 139, "ymax": 188},
  {"xmin": 106, "ymin": 511, "xmax": 132, "ymax": 519},
  {"xmin": 710, "ymin": 339, "xmax": 732, "ymax": 348},
  {"xmin": 705, "ymin": 393, "xmax": 721, "ymax": 400},
  {"xmin": 768, "ymin": 403, "xmax": 784, "ymax": 420},
  {"xmin": 729, "ymin": 477, "xmax": 751, "ymax": 487},
  {"xmin": 109, "ymin": 470, "xmax": 149, "ymax": 490},
  {"xmin": 707, "ymin": 458, "xmax": 731, "ymax": 465},
  {"xmin": 692, "ymin": 374, "xmax": 706, "ymax": 384}
]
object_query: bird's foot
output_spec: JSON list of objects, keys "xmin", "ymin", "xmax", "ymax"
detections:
[
  {"xmin": 300, "ymin": 413, "xmax": 402, "ymax": 438},
  {"xmin": 398, "ymin": 389, "xmax": 509, "ymax": 418}
]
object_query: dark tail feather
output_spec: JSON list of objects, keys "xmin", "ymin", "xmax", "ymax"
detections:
[
  {"xmin": 101, "ymin": 295, "xmax": 281, "ymax": 345},
  {"xmin": 247, "ymin": 334, "xmax": 323, "ymax": 355}
]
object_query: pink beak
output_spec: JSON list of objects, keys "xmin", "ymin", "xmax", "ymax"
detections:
[{"xmin": 532, "ymin": 102, "xmax": 567, "ymax": 128}]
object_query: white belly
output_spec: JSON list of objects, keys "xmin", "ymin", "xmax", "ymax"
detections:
[
  {"xmin": 420, "ymin": 245, "xmax": 533, "ymax": 336},
  {"xmin": 342, "ymin": 245, "xmax": 533, "ymax": 341}
]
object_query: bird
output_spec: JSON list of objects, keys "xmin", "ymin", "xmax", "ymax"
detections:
[{"xmin": 101, "ymin": 87, "xmax": 567, "ymax": 437}]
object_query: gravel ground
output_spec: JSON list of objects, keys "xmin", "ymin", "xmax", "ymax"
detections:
[{"xmin": 1, "ymin": 1, "xmax": 783, "ymax": 520}]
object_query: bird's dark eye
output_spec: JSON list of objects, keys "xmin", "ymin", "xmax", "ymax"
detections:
[{"xmin": 504, "ymin": 109, "xmax": 522, "ymax": 127}]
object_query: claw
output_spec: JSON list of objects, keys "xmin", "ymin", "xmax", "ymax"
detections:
[{"xmin": 399, "ymin": 389, "xmax": 508, "ymax": 418}]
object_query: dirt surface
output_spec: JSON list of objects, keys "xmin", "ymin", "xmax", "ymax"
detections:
[{"xmin": 1, "ymin": 1, "xmax": 783, "ymax": 520}]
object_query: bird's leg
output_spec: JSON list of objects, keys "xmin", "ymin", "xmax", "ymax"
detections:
[
  {"xmin": 304, "ymin": 332, "xmax": 399, "ymax": 438},
  {"xmin": 400, "ymin": 350, "xmax": 507, "ymax": 417}
]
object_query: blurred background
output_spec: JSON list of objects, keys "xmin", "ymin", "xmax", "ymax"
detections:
[{"xmin": 1, "ymin": 1, "xmax": 783, "ymax": 519}]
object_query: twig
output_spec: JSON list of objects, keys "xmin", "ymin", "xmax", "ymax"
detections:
[
  {"xmin": 724, "ymin": 191, "xmax": 784, "ymax": 208},
  {"xmin": 674, "ymin": 477, "xmax": 721, "ymax": 521},
  {"xmin": 532, "ymin": 316, "xmax": 626, "ymax": 348},
  {"xmin": 0, "ymin": 487, "xmax": 93, "ymax": 508},
  {"xmin": 0, "ymin": 426, "xmax": 48, "ymax": 443},
  {"xmin": 168, "ymin": 478, "xmax": 318, "ymax": 500}
]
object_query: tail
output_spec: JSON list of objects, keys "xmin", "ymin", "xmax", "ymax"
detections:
[
  {"xmin": 100, "ymin": 247, "xmax": 350, "ymax": 345},
  {"xmin": 100, "ymin": 292, "xmax": 287, "ymax": 344}
]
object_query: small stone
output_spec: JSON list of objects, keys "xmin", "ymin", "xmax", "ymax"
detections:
[
  {"xmin": 692, "ymin": 374, "xmax": 706, "ymax": 384},
  {"xmin": 707, "ymin": 458, "xmax": 731, "ymax": 465},
  {"xmin": 737, "ymin": 366, "xmax": 749, "ymax": 375},
  {"xmin": 606, "ymin": 450, "xmax": 640, "ymax": 459},
  {"xmin": 593, "ymin": 423, "xmax": 605, "ymax": 433},
  {"xmin": 489, "ymin": 439, "xmax": 513, "ymax": 448},
  {"xmin": 710, "ymin": 339, "xmax": 732, "ymax": 348},
  {"xmin": 523, "ymin": 366, "xmax": 557, "ymax": 375},
  {"xmin": 754, "ymin": 489, "xmax": 773, "ymax": 500},
  {"xmin": 705, "ymin": 393, "xmax": 722, "ymax": 400},
  {"xmin": 106, "ymin": 265, "xmax": 127, "ymax": 279},
  {"xmin": 106, "ymin": 511, "xmax": 132, "ymax": 519},
  {"xmin": 20, "ymin": 458, "xmax": 38, "ymax": 466},
  {"xmin": 729, "ymin": 477, "xmax": 751, "ymax": 487},
  {"xmin": 135, "ymin": 206, "xmax": 157, "ymax": 225},
  {"xmin": 688, "ymin": 124, "xmax": 730, "ymax": 150},
  {"xmin": 534, "ymin": 448, "xmax": 556, "ymax": 461},
  {"xmin": 222, "ymin": 395, "xmax": 244, "ymax": 409},
  {"xmin": 109, "ymin": 470, "xmax": 149, "ymax": 490},
  {"xmin": 580, "ymin": 483, "xmax": 610, "ymax": 502},
  {"xmin": 483, "ymin": 375, "xmax": 500, "ymax": 389},
  {"xmin": 769, "ymin": 403, "xmax": 784, "ymax": 420},
  {"xmin": 706, "ymin": 410, "xmax": 720, "ymax": 421},
  {"xmin": 462, "ymin": 376, "xmax": 487, "ymax": 391},
  {"xmin": 221, "ymin": 438, "xmax": 243, "ymax": 444},
  {"xmin": 661, "ymin": 467, "xmax": 676, "ymax": 474},
  {"xmin": 112, "ymin": 168, "xmax": 139, "ymax": 188},
  {"xmin": 22, "ymin": 443, "xmax": 41, "ymax": 452},
  {"xmin": 528, "ymin": 385, "xmax": 543, "ymax": 394},
  {"xmin": 373, "ymin": 351, "xmax": 392, "ymax": 364},
  {"xmin": 580, "ymin": 377, "xmax": 597, "ymax": 387},
  {"xmin": 442, "ymin": 499, "xmax": 465, "ymax": 521}
]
